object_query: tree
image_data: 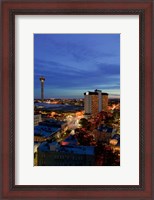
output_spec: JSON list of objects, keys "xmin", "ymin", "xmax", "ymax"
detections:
[{"xmin": 79, "ymin": 118, "xmax": 89, "ymax": 129}]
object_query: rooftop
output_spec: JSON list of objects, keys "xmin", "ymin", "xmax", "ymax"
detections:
[
  {"xmin": 84, "ymin": 89, "xmax": 108, "ymax": 96},
  {"xmin": 39, "ymin": 119, "xmax": 66, "ymax": 127},
  {"xmin": 38, "ymin": 141, "xmax": 94, "ymax": 155},
  {"xmin": 34, "ymin": 125, "xmax": 60, "ymax": 138},
  {"xmin": 98, "ymin": 125, "xmax": 113, "ymax": 133},
  {"xmin": 112, "ymin": 134, "xmax": 120, "ymax": 142}
]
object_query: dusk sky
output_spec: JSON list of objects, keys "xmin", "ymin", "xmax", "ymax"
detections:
[{"xmin": 34, "ymin": 34, "xmax": 120, "ymax": 99}]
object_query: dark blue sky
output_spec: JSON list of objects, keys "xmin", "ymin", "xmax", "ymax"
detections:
[{"xmin": 34, "ymin": 34, "xmax": 120, "ymax": 99}]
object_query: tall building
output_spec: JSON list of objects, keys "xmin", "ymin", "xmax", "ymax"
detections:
[
  {"xmin": 84, "ymin": 89, "xmax": 108, "ymax": 115},
  {"xmin": 39, "ymin": 76, "xmax": 45, "ymax": 102}
]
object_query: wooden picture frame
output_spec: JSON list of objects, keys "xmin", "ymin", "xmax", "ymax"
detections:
[{"xmin": 1, "ymin": 0, "xmax": 153, "ymax": 199}]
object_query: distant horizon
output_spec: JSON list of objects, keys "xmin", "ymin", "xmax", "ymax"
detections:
[
  {"xmin": 34, "ymin": 93, "xmax": 120, "ymax": 99},
  {"xmin": 34, "ymin": 34, "xmax": 120, "ymax": 99},
  {"xmin": 34, "ymin": 96, "xmax": 120, "ymax": 100}
]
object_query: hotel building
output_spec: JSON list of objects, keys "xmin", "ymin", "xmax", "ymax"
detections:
[{"xmin": 84, "ymin": 89, "xmax": 108, "ymax": 115}]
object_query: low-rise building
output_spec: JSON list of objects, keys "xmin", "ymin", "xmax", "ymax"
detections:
[
  {"xmin": 94, "ymin": 125, "xmax": 114, "ymax": 143},
  {"xmin": 34, "ymin": 119, "xmax": 68, "ymax": 142},
  {"xmin": 37, "ymin": 141, "xmax": 95, "ymax": 166},
  {"xmin": 34, "ymin": 114, "xmax": 42, "ymax": 126},
  {"xmin": 34, "ymin": 125, "xmax": 61, "ymax": 142}
]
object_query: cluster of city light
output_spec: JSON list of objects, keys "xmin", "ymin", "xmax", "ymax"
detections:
[
  {"xmin": 108, "ymin": 103, "xmax": 120, "ymax": 111},
  {"xmin": 66, "ymin": 111, "xmax": 84, "ymax": 132}
]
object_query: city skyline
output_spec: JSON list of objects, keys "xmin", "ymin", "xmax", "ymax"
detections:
[{"xmin": 34, "ymin": 34, "xmax": 120, "ymax": 99}]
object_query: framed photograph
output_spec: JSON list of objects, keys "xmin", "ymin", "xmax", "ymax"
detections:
[{"xmin": 1, "ymin": 0, "xmax": 153, "ymax": 199}]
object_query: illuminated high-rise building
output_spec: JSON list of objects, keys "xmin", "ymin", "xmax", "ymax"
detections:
[
  {"xmin": 84, "ymin": 89, "xmax": 108, "ymax": 115},
  {"xmin": 39, "ymin": 76, "xmax": 45, "ymax": 103}
]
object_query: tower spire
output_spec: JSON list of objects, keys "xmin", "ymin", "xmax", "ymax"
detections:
[{"xmin": 39, "ymin": 76, "xmax": 45, "ymax": 103}]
